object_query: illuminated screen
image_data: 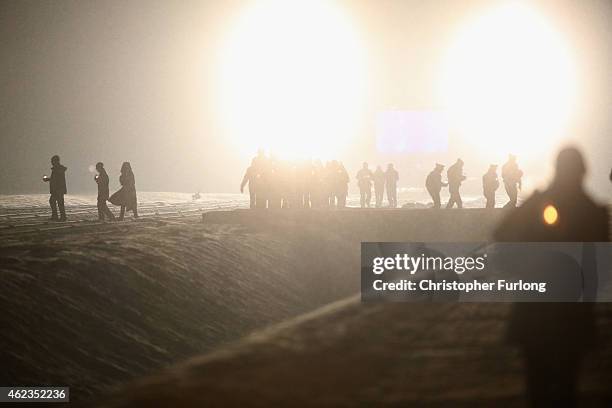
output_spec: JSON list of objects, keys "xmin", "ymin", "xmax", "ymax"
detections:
[{"xmin": 376, "ymin": 110, "xmax": 448, "ymax": 154}]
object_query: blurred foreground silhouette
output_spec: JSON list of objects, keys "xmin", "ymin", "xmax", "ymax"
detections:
[{"xmin": 495, "ymin": 147, "xmax": 610, "ymax": 407}]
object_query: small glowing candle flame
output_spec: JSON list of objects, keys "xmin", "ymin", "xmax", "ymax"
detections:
[{"xmin": 543, "ymin": 204, "xmax": 559, "ymax": 225}]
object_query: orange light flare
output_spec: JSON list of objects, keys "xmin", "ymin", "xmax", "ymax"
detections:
[{"xmin": 542, "ymin": 204, "xmax": 559, "ymax": 226}]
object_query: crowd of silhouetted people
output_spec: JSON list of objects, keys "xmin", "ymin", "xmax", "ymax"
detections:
[
  {"xmin": 240, "ymin": 150, "xmax": 403, "ymax": 210},
  {"xmin": 240, "ymin": 150, "xmax": 352, "ymax": 209},
  {"xmin": 43, "ymin": 155, "xmax": 138, "ymax": 222},
  {"xmin": 241, "ymin": 150, "xmax": 525, "ymax": 210},
  {"xmin": 425, "ymin": 154, "xmax": 524, "ymax": 209},
  {"xmin": 42, "ymin": 149, "xmax": 601, "ymax": 229}
]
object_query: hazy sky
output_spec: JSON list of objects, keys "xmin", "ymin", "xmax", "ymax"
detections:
[{"xmin": 1, "ymin": 0, "xmax": 610, "ymax": 198}]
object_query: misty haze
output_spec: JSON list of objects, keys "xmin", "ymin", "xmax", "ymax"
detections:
[{"xmin": 1, "ymin": 1, "xmax": 611, "ymax": 407}]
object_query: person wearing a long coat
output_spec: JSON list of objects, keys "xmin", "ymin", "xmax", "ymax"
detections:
[{"xmin": 109, "ymin": 162, "xmax": 138, "ymax": 220}]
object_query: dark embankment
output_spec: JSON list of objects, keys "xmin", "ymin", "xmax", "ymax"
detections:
[
  {"xmin": 1, "ymin": 215, "xmax": 360, "ymax": 400},
  {"xmin": 98, "ymin": 299, "xmax": 612, "ymax": 408},
  {"xmin": 2, "ymin": 208, "xmax": 507, "ymax": 403},
  {"xmin": 96, "ymin": 209, "xmax": 612, "ymax": 407}
]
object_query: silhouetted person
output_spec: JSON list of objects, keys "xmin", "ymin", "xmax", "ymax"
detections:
[
  {"xmin": 297, "ymin": 160, "xmax": 312, "ymax": 208},
  {"xmin": 373, "ymin": 166, "xmax": 385, "ymax": 208},
  {"xmin": 385, "ymin": 163, "xmax": 399, "ymax": 208},
  {"xmin": 446, "ymin": 159, "xmax": 465, "ymax": 209},
  {"xmin": 110, "ymin": 162, "xmax": 138, "ymax": 220},
  {"xmin": 288, "ymin": 162, "xmax": 300, "ymax": 209},
  {"xmin": 43, "ymin": 155, "xmax": 67, "ymax": 221},
  {"xmin": 482, "ymin": 164, "xmax": 499, "ymax": 209},
  {"xmin": 356, "ymin": 162, "xmax": 373, "ymax": 208},
  {"xmin": 502, "ymin": 154, "xmax": 523, "ymax": 208},
  {"xmin": 241, "ymin": 158, "xmax": 260, "ymax": 209},
  {"xmin": 267, "ymin": 157, "xmax": 282, "ymax": 209},
  {"xmin": 244, "ymin": 150, "xmax": 269, "ymax": 209},
  {"xmin": 323, "ymin": 161, "xmax": 335, "ymax": 208},
  {"xmin": 336, "ymin": 162, "xmax": 349, "ymax": 208},
  {"xmin": 425, "ymin": 163, "xmax": 446, "ymax": 209},
  {"xmin": 278, "ymin": 159, "xmax": 293, "ymax": 209},
  {"xmin": 310, "ymin": 160, "xmax": 324, "ymax": 208},
  {"xmin": 95, "ymin": 162, "xmax": 115, "ymax": 221},
  {"xmin": 495, "ymin": 147, "xmax": 609, "ymax": 408}
]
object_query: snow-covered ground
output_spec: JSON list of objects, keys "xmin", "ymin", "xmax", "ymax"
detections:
[
  {"xmin": 0, "ymin": 191, "xmax": 506, "ymax": 211},
  {"xmin": 0, "ymin": 191, "xmax": 525, "ymax": 236}
]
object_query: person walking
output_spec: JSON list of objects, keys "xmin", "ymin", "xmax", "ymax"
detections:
[
  {"xmin": 240, "ymin": 158, "xmax": 260, "ymax": 209},
  {"xmin": 446, "ymin": 159, "xmax": 466, "ymax": 209},
  {"xmin": 95, "ymin": 162, "xmax": 115, "ymax": 221},
  {"xmin": 43, "ymin": 155, "xmax": 67, "ymax": 221},
  {"xmin": 109, "ymin": 162, "xmax": 138, "ymax": 220},
  {"xmin": 426, "ymin": 163, "xmax": 446, "ymax": 209},
  {"xmin": 502, "ymin": 154, "xmax": 523, "ymax": 208}
]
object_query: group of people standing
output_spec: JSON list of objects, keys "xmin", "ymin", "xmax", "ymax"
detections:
[
  {"xmin": 240, "ymin": 151, "xmax": 403, "ymax": 210},
  {"xmin": 426, "ymin": 154, "xmax": 523, "ymax": 209},
  {"xmin": 241, "ymin": 151, "xmax": 351, "ymax": 209},
  {"xmin": 356, "ymin": 162, "xmax": 399, "ymax": 208},
  {"xmin": 44, "ymin": 152, "xmax": 525, "ymax": 219},
  {"xmin": 242, "ymin": 152, "xmax": 523, "ymax": 210},
  {"xmin": 43, "ymin": 155, "xmax": 138, "ymax": 222}
]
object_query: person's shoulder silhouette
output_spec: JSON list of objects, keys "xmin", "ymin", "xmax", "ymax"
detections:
[{"xmin": 495, "ymin": 147, "xmax": 609, "ymax": 242}]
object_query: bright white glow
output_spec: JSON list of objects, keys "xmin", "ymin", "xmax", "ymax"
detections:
[
  {"xmin": 438, "ymin": 3, "xmax": 578, "ymax": 161},
  {"xmin": 218, "ymin": 0, "xmax": 366, "ymax": 160}
]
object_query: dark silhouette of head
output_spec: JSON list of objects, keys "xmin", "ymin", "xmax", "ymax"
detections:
[
  {"xmin": 387, "ymin": 163, "xmax": 394, "ymax": 170},
  {"xmin": 362, "ymin": 162, "xmax": 369, "ymax": 169},
  {"xmin": 553, "ymin": 147, "xmax": 586, "ymax": 191},
  {"xmin": 96, "ymin": 162, "xmax": 104, "ymax": 171},
  {"xmin": 51, "ymin": 155, "xmax": 60, "ymax": 166},
  {"xmin": 121, "ymin": 162, "xmax": 132, "ymax": 174},
  {"xmin": 435, "ymin": 163, "xmax": 444, "ymax": 173}
]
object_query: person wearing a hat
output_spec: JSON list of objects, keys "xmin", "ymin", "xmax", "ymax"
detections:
[
  {"xmin": 425, "ymin": 163, "xmax": 447, "ymax": 209},
  {"xmin": 482, "ymin": 164, "xmax": 500, "ymax": 208},
  {"xmin": 446, "ymin": 158, "xmax": 466, "ymax": 209}
]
